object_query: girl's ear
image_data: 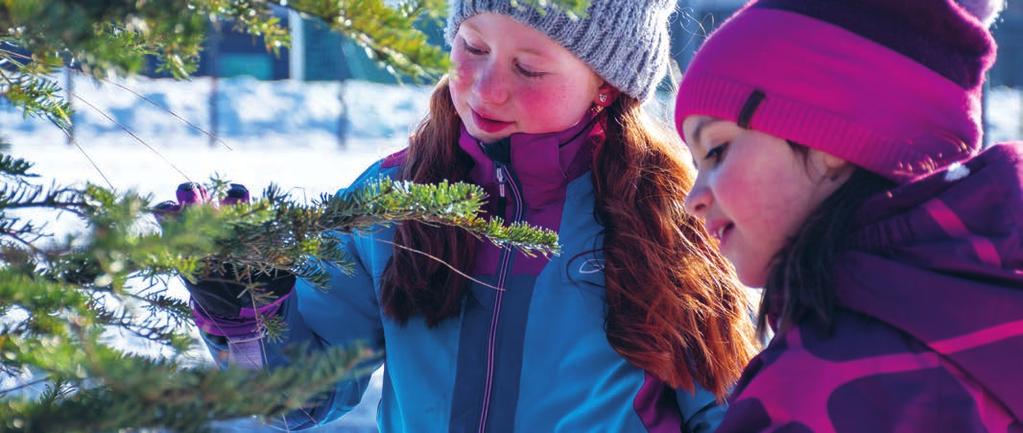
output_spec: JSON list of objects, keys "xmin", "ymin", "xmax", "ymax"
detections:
[
  {"xmin": 811, "ymin": 149, "xmax": 853, "ymax": 182},
  {"xmin": 821, "ymin": 152, "xmax": 848, "ymax": 171},
  {"xmin": 594, "ymin": 82, "xmax": 619, "ymax": 107}
]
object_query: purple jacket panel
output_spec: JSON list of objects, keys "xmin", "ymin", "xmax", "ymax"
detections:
[
  {"xmin": 718, "ymin": 142, "xmax": 1023, "ymax": 432},
  {"xmin": 718, "ymin": 310, "xmax": 1016, "ymax": 433}
]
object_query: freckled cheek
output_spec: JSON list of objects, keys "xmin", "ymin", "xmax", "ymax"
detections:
[
  {"xmin": 716, "ymin": 173, "xmax": 779, "ymax": 283},
  {"xmin": 514, "ymin": 84, "xmax": 583, "ymax": 131},
  {"xmin": 449, "ymin": 58, "xmax": 476, "ymax": 97},
  {"xmin": 720, "ymin": 169, "xmax": 806, "ymax": 263},
  {"xmin": 714, "ymin": 166, "xmax": 760, "ymax": 224}
]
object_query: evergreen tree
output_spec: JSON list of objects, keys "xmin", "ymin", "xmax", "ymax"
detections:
[{"xmin": 0, "ymin": 1, "xmax": 584, "ymax": 431}]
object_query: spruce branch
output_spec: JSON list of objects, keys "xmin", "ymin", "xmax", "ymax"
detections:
[
  {"xmin": 0, "ymin": 69, "xmax": 72, "ymax": 132},
  {"xmin": 0, "ymin": 182, "xmax": 85, "ymax": 214},
  {"xmin": 86, "ymin": 291, "xmax": 193, "ymax": 350},
  {"xmin": 0, "ymin": 342, "xmax": 377, "ymax": 433},
  {"xmin": 192, "ymin": 178, "xmax": 560, "ymax": 293},
  {"xmin": 0, "ymin": 154, "xmax": 35, "ymax": 180},
  {"xmin": 284, "ymin": 0, "xmax": 449, "ymax": 80},
  {"xmin": 337, "ymin": 178, "xmax": 561, "ymax": 256}
]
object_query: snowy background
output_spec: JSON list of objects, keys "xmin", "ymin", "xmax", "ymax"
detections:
[
  {"xmin": 0, "ymin": 75, "xmax": 437, "ymax": 432},
  {"xmin": 1, "ymin": 73, "xmax": 1021, "ymax": 432}
]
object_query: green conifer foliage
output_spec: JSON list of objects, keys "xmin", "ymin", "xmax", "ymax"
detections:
[{"xmin": 0, "ymin": 1, "xmax": 585, "ymax": 431}]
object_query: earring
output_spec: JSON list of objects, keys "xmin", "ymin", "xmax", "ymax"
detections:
[{"xmin": 598, "ymin": 93, "xmax": 608, "ymax": 105}]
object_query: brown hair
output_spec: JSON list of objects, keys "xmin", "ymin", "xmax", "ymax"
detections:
[
  {"xmin": 759, "ymin": 156, "xmax": 895, "ymax": 338},
  {"xmin": 381, "ymin": 76, "xmax": 757, "ymax": 398}
]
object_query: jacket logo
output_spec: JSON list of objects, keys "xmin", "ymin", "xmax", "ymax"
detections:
[{"xmin": 578, "ymin": 258, "xmax": 605, "ymax": 274}]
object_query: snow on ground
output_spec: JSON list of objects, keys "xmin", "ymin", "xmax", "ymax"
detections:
[{"xmin": 2, "ymin": 73, "xmax": 1021, "ymax": 432}]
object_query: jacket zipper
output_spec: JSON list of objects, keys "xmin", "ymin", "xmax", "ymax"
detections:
[{"xmin": 477, "ymin": 161, "xmax": 523, "ymax": 433}]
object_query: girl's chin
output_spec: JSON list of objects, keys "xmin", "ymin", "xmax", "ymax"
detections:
[
  {"xmin": 740, "ymin": 278, "xmax": 767, "ymax": 289},
  {"xmin": 734, "ymin": 265, "xmax": 769, "ymax": 288},
  {"xmin": 470, "ymin": 127, "xmax": 514, "ymax": 143}
]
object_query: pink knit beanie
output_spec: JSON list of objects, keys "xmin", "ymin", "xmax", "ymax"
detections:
[{"xmin": 675, "ymin": 0, "xmax": 1003, "ymax": 183}]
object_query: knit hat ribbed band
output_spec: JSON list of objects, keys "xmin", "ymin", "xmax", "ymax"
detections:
[
  {"xmin": 445, "ymin": 0, "xmax": 675, "ymax": 101},
  {"xmin": 675, "ymin": 0, "xmax": 999, "ymax": 183}
]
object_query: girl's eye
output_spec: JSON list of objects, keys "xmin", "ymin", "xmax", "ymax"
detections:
[
  {"xmin": 462, "ymin": 39, "xmax": 486, "ymax": 55},
  {"xmin": 703, "ymin": 142, "xmax": 730, "ymax": 166},
  {"xmin": 515, "ymin": 62, "xmax": 545, "ymax": 78}
]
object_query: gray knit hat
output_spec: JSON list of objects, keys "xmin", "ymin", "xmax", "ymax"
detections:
[{"xmin": 445, "ymin": 0, "xmax": 676, "ymax": 101}]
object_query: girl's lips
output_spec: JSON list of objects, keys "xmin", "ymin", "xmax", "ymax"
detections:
[
  {"xmin": 471, "ymin": 109, "xmax": 513, "ymax": 133},
  {"xmin": 719, "ymin": 223, "xmax": 734, "ymax": 248},
  {"xmin": 707, "ymin": 221, "xmax": 735, "ymax": 248}
]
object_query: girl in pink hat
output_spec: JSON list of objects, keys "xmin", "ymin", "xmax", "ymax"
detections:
[{"xmin": 675, "ymin": 0, "xmax": 1023, "ymax": 431}]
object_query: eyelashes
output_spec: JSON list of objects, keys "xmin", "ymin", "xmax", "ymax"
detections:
[
  {"xmin": 460, "ymin": 38, "xmax": 546, "ymax": 79},
  {"xmin": 703, "ymin": 142, "xmax": 730, "ymax": 166},
  {"xmin": 515, "ymin": 63, "xmax": 544, "ymax": 78},
  {"xmin": 462, "ymin": 39, "xmax": 486, "ymax": 55}
]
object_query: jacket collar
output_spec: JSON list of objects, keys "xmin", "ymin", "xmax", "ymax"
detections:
[
  {"xmin": 836, "ymin": 142, "xmax": 1023, "ymax": 419},
  {"xmin": 457, "ymin": 112, "xmax": 605, "ymax": 210}
]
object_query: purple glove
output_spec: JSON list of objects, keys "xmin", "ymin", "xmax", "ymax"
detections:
[{"xmin": 156, "ymin": 182, "xmax": 294, "ymax": 335}]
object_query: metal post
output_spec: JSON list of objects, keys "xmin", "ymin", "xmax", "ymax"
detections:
[
  {"xmin": 289, "ymin": 10, "xmax": 305, "ymax": 81},
  {"xmin": 337, "ymin": 37, "xmax": 353, "ymax": 150},
  {"xmin": 338, "ymin": 80, "xmax": 349, "ymax": 149},
  {"xmin": 65, "ymin": 67, "xmax": 74, "ymax": 146},
  {"xmin": 208, "ymin": 26, "xmax": 221, "ymax": 148}
]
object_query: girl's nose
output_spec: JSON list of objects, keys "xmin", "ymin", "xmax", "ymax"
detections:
[
  {"xmin": 473, "ymin": 63, "xmax": 510, "ymax": 106},
  {"xmin": 684, "ymin": 180, "xmax": 713, "ymax": 219}
]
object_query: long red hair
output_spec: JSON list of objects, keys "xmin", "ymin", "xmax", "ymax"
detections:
[{"xmin": 381, "ymin": 76, "xmax": 756, "ymax": 398}]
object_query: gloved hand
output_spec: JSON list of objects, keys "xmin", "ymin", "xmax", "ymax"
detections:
[{"xmin": 155, "ymin": 182, "xmax": 295, "ymax": 320}]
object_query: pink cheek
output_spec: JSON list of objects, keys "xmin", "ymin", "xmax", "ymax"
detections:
[
  {"xmin": 717, "ymin": 172, "xmax": 781, "ymax": 278},
  {"xmin": 515, "ymin": 85, "xmax": 570, "ymax": 128},
  {"xmin": 713, "ymin": 166, "xmax": 762, "ymax": 235},
  {"xmin": 712, "ymin": 168, "xmax": 744, "ymax": 213},
  {"xmin": 516, "ymin": 88, "xmax": 544, "ymax": 109},
  {"xmin": 450, "ymin": 62, "xmax": 475, "ymax": 92}
]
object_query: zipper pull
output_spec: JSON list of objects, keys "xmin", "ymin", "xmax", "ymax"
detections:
[
  {"xmin": 496, "ymin": 166, "xmax": 506, "ymax": 198},
  {"xmin": 495, "ymin": 166, "xmax": 507, "ymax": 219}
]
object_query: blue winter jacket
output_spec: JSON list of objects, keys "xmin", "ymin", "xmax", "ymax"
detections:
[{"xmin": 198, "ymin": 116, "xmax": 725, "ymax": 432}]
